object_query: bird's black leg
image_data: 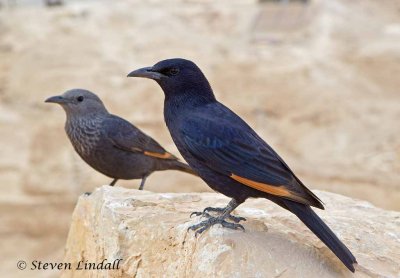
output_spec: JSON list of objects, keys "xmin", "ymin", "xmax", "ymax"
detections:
[
  {"xmin": 190, "ymin": 205, "xmax": 246, "ymax": 223},
  {"xmin": 188, "ymin": 198, "xmax": 245, "ymax": 236},
  {"xmin": 109, "ymin": 178, "xmax": 118, "ymax": 186},
  {"xmin": 138, "ymin": 174, "xmax": 149, "ymax": 190}
]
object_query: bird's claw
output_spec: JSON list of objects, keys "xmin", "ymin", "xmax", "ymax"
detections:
[
  {"xmin": 190, "ymin": 211, "xmax": 202, "ymax": 218},
  {"xmin": 189, "ymin": 207, "xmax": 217, "ymax": 218},
  {"xmin": 203, "ymin": 206, "xmax": 224, "ymax": 213},
  {"xmin": 190, "ymin": 207, "xmax": 246, "ymax": 223},
  {"xmin": 187, "ymin": 216, "xmax": 245, "ymax": 236},
  {"xmin": 228, "ymin": 215, "xmax": 246, "ymax": 223}
]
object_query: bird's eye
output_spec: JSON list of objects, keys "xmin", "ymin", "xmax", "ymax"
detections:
[
  {"xmin": 169, "ymin": 68, "xmax": 179, "ymax": 75},
  {"xmin": 77, "ymin": 96, "xmax": 84, "ymax": 102}
]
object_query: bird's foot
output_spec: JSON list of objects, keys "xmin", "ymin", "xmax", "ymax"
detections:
[
  {"xmin": 190, "ymin": 206, "xmax": 246, "ymax": 223},
  {"xmin": 203, "ymin": 206, "xmax": 225, "ymax": 213},
  {"xmin": 188, "ymin": 216, "xmax": 245, "ymax": 236}
]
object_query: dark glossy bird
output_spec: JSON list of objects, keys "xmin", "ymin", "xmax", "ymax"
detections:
[
  {"xmin": 127, "ymin": 58, "xmax": 357, "ymax": 272},
  {"xmin": 45, "ymin": 89, "xmax": 197, "ymax": 190}
]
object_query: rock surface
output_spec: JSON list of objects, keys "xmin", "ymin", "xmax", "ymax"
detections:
[{"xmin": 63, "ymin": 186, "xmax": 400, "ymax": 277}]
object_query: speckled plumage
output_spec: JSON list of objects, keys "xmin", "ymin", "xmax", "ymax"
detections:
[
  {"xmin": 46, "ymin": 89, "xmax": 197, "ymax": 189},
  {"xmin": 66, "ymin": 116, "xmax": 103, "ymax": 157}
]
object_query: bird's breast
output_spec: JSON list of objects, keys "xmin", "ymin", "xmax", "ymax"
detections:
[{"xmin": 65, "ymin": 118, "xmax": 102, "ymax": 157}]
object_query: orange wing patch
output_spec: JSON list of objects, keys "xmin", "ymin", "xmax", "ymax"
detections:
[
  {"xmin": 230, "ymin": 174, "xmax": 307, "ymax": 204},
  {"xmin": 144, "ymin": 151, "xmax": 174, "ymax": 159}
]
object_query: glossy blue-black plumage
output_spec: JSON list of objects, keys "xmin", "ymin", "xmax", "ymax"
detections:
[
  {"xmin": 129, "ymin": 58, "xmax": 357, "ymax": 272},
  {"xmin": 153, "ymin": 59, "xmax": 322, "ymax": 207}
]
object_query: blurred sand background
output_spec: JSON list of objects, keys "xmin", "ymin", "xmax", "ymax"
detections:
[{"xmin": 0, "ymin": 0, "xmax": 399, "ymax": 276}]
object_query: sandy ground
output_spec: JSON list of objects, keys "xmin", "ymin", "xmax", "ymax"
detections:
[{"xmin": 0, "ymin": 0, "xmax": 399, "ymax": 277}]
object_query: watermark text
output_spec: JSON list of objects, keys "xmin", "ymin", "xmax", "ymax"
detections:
[{"xmin": 17, "ymin": 259, "xmax": 123, "ymax": 271}]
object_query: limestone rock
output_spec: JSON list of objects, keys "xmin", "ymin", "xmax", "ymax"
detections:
[{"xmin": 63, "ymin": 186, "xmax": 400, "ymax": 277}]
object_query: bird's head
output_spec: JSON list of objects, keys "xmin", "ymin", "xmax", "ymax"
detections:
[
  {"xmin": 45, "ymin": 89, "xmax": 108, "ymax": 117},
  {"xmin": 127, "ymin": 58, "xmax": 215, "ymax": 102}
]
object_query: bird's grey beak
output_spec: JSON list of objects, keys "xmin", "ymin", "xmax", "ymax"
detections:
[
  {"xmin": 45, "ymin": 95, "xmax": 69, "ymax": 104},
  {"xmin": 127, "ymin": 67, "xmax": 164, "ymax": 80}
]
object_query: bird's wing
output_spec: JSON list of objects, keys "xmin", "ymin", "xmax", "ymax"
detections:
[
  {"xmin": 102, "ymin": 115, "xmax": 178, "ymax": 160},
  {"xmin": 180, "ymin": 114, "xmax": 323, "ymax": 208}
]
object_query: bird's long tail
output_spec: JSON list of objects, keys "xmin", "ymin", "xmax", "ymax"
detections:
[
  {"xmin": 283, "ymin": 200, "xmax": 357, "ymax": 272},
  {"xmin": 167, "ymin": 161, "xmax": 198, "ymax": 176}
]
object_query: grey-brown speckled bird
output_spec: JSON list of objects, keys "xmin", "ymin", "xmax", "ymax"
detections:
[{"xmin": 45, "ymin": 89, "xmax": 197, "ymax": 190}]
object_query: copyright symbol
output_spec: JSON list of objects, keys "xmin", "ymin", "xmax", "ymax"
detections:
[{"xmin": 17, "ymin": 260, "xmax": 26, "ymax": 270}]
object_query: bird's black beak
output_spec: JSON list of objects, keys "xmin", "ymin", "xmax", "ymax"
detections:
[
  {"xmin": 127, "ymin": 67, "xmax": 164, "ymax": 81},
  {"xmin": 45, "ymin": 95, "xmax": 69, "ymax": 104}
]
